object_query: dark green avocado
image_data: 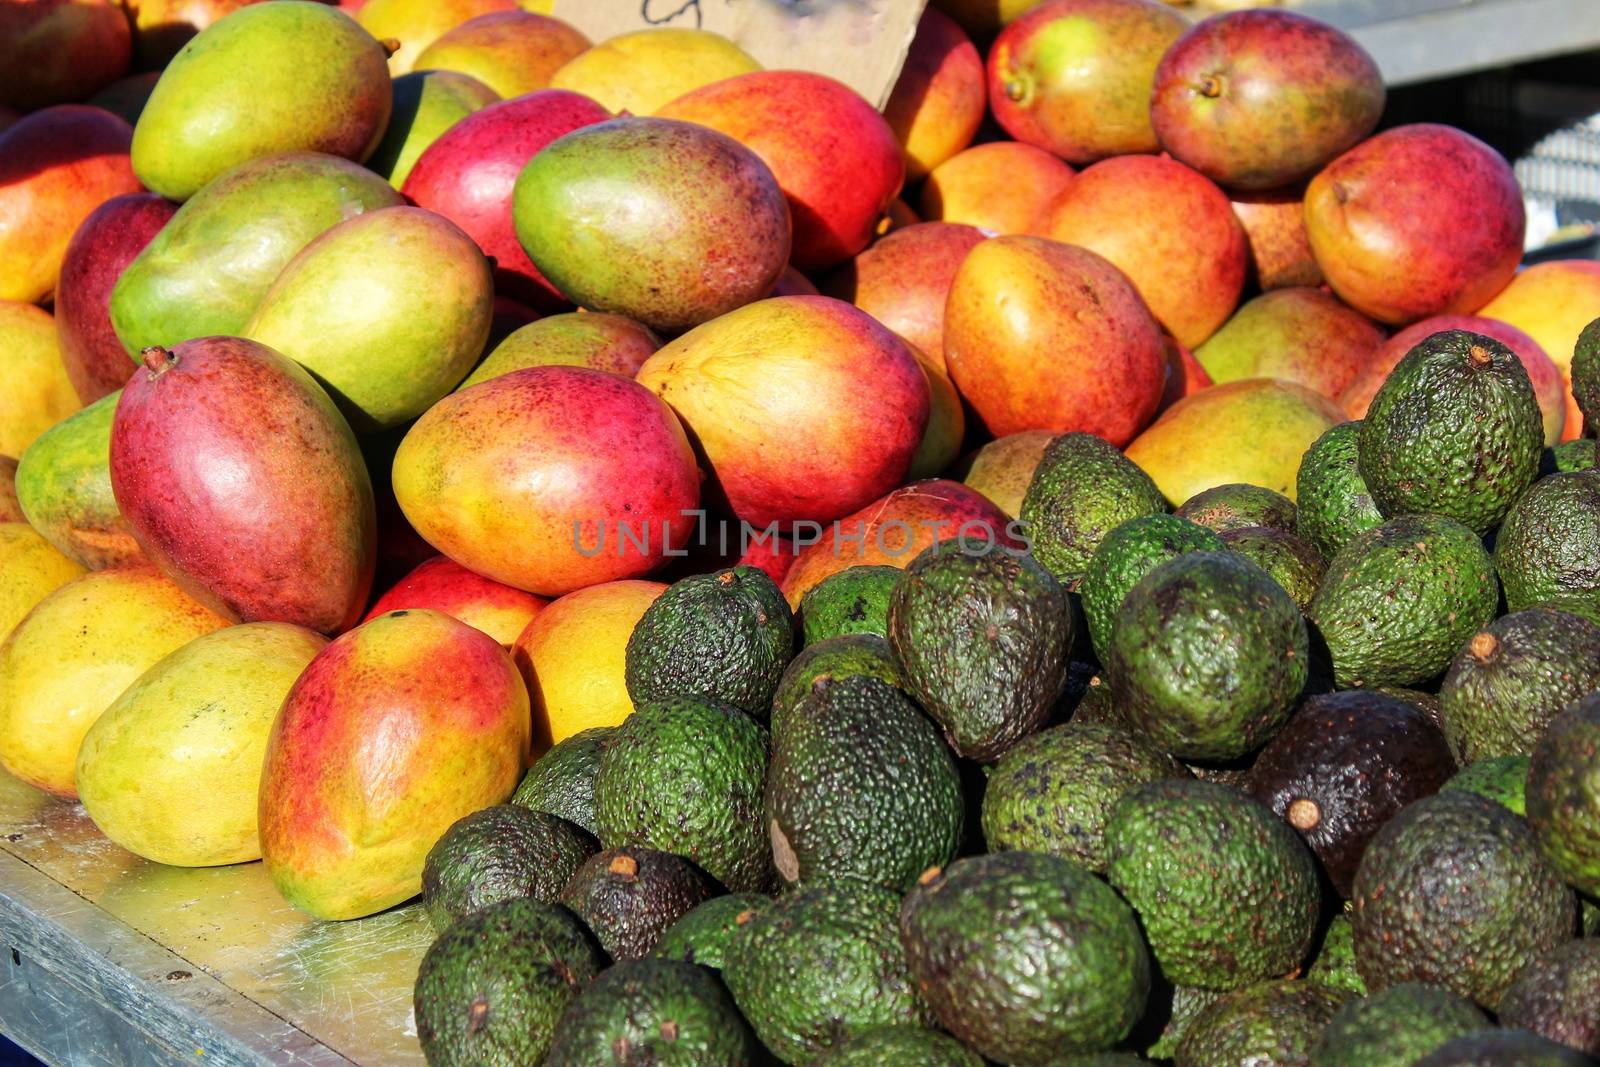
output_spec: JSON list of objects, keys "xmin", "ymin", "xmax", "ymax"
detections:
[
  {"xmin": 1548, "ymin": 439, "xmax": 1598, "ymax": 474},
  {"xmin": 1444, "ymin": 756, "xmax": 1531, "ymax": 817},
  {"xmin": 769, "ymin": 633, "xmax": 901, "ymax": 729},
  {"xmin": 814, "ymin": 1025, "xmax": 983, "ymax": 1066},
  {"xmin": 1309, "ymin": 981, "xmax": 1487, "ymax": 1067},
  {"xmin": 1140, "ymin": 984, "xmax": 1224, "ymax": 1062},
  {"xmin": 1078, "ymin": 513, "xmax": 1225, "ymax": 664},
  {"xmin": 899, "ymin": 851, "xmax": 1150, "ymax": 1064},
  {"xmin": 1498, "ymin": 938, "xmax": 1600, "ymax": 1056},
  {"xmin": 1493, "ymin": 469, "xmax": 1600, "ymax": 624},
  {"xmin": 651, "ymin": 894, "xmax": 769, "ymax": 972},
  {"xmin": 1175, "ymin": 979, "xmax": 1349, "ymax": 1067},
  {"xmin": 511, "ymin": 727, "xmax": 612, "ymax": 836},
  {"xmin": 422, "ymin": 805, "xmax": 599, "ymax": 932},
  {"xmin": 559, "ymin": 847, "xmax": 718, "ymax": 961},
  {"xmin": 1413, "ymin": 1029, "xmax": 1598, "ymax": 1066},
  {"xmin": 1177, "ymin": 482, "xmax": 1297, "ymax": 534},
  {"xmin": 1295, "ymin": 421, "xmax": 1384, "ymax": 562},
  {"xmin": 1306, "ymin": 914, "xmax": 1365, "ymax": 997},
  {"xmin": 1220, "ymin": 526, "xmax": 1326, "ymax": 612},
  {"xmin": 1527, "ymin": 693, "xmax": 1600, "ymax": 898},
  {"xmin": 1019, "ymin": 431, "xmax": 1167, "ymax": 582},
  {"xmin": 1573, "ymin": 316, "xmax": 1600, "ymax": 438},
  {"xmin": 796, "ymin": 565, "xmax": 901, "ymax": 644},
  {"xmin": 543, "ymin": 957, "xmax": 756, "ymax": 1066}
]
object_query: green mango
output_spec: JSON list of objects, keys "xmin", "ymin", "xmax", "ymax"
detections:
[
  {"xmin": 244, "ymin": 206, "xmax": 494, "ymax": 432},
  {"xmin": 131, "ymin": 2, "xmax": 393, "ymax": 201},
  {"xmin": 15, "ymin": 392, "xmax": 143, "ymax": 571},
  {"xmin": 110, "ymin": 153, "xmax": 403, "ymax": 356},
  {"xmin": 367, "ymin": 70, "xmax": 499, "ymax": 189}
]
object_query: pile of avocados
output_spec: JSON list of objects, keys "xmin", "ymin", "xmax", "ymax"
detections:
[{"xmin": 410, "ymin": 327, "xmax": 1600, "ymax": 1066}]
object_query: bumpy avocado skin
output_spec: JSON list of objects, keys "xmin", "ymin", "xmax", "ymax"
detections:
[
  {"xmin": 888, "ymin": 542, "xmax": 1071, "ymax": 761},
  {"xmin": 899, "ymin": 851, "xmax": 1151, "ymax": 1065},
  {"xmin": 1175, "ymin": 979, "xmax": 1349, "ymax": 1067},
  {"xmin": 1527, "ymin": 694, "xmax": 1600, "ymax": 898},
  {"xmin": 543, "ymin": 957, "xmax": 756, "ymax": 1066},
  {"xmin": 722, "ymin": 882, "xmax": 928, "ymax": 1065},
  {"xmin": 1079, "ymin": 514, "xmax": 1225, "ymax": 663},
  {"xmin": 414, "ymin": 898, "xmax": 606, "ymax": 1067},
  {"xmin": 1573, "ymin": 316, "xmax": 1600, "ymax": 438},
  {"xmin": 1310, "ymin": 981, "xmax": 1487, "ymax": 1067},
  {"xmin": 980, "ymin": 721, "xmax": 1187, "ymax": 871},
  {"xmin": 1548, "ymin": 439, "xmax": 1598, "ymax": 473},
  {"xmin": 1358, "ymin": 330, "xmax": 1543, "ymax": 534},
  {"xmin": 1296, "ymin": 422, "xmax": 1384, "ymax": 562},
  {"xmin": 651, "ymin": 894, "xmax": 770, "ymax": 972},
  {"xmin": 1498, "ymin": 938, "xmax": 1600, "ymax": 1056},
  {"xmin": 1141, "ymin": 984, "xmax": 1225, "ymax": 1062},
  {"xmin": 765, "ymin": 674, "xmax": 962, "ymax": 893},
  {"xmin": 1493, "ymin": 470, "xmax": 1600, "ymax": 624},
  {"xmin": 1413, "ymin": 1029, "xmax": 1598, "ymax": 1066},
  {"xmin": 1109, "ymin": 551, "xmax": 1308, "ymax": 761},
  {"xmin": 559, "ymin": 847, "xmax": 717, "ymax": 962},
  {"xmin": 625, "ymin": 566, "xmax": 795, "ymax": 718},
  {"xmin": 422, "ymin": 806, "xmax": 599, "ymax": 932},
  {"xmin": 512, "ymin": 727, "xmax": 612, "ymax": 835},
  {"xmin": 815, "ymin": 1025, "xmax": 983, "ymax": 1066},
  {"xmin": 769, "ymin": 633, "xmax": 901, "ymax": 728},
  {"xmin": 1307, "ymin": 915, "xmax": 1366, "ymax": 997},
  {"xmin": 1308, "ymin": 513, "xmax": 1499, "ymax": 688},
  {"xmin": 1178, "ymin": 483, "xmax": 1298, "ymax": 534},
  {"xmin": 1020, "ymin": 432, "xmax": 1167, "ymax": 582},
  {"xmin": 1221, "ymin": 526, "xmax": 1326, "ymax": 612},
  {"xmin": 1440, "ymin": 608, "xmax": 1600, "ymax": 763},
  {"xmin": 1444, "ymin": 756, "xmax": 1532, "ymax": 817},
  {"xmin": 1351, "ymin": 791, "xmax": 1576, "ymax": 1008},
  {"xmin": 1105, "ymin": 779, "xmax": 1320, "ymax": 990},
  {"xmin": 797, "ymin": 565, "xmax": 901, "ymax": 644}
]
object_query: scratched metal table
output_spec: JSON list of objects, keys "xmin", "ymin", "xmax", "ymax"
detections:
[{"xmin": 0, "ymin": 769, "xmax": 430, "ymax": 1066}]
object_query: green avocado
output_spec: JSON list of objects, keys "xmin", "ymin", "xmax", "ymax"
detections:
[
  {"xmin": 1105, "ymin": 779, "xmax": 1320, "ymax": 990},
  {"xmin": 1413, "ymin": 1029, "xmax": 1598, "ymax": 1066},
  {"xmin": 1309, "ymin": 981, "xmax": 1486, "ymax": 1067},
  {"xmin": 1020, "ymin": 432, "xmax": 1167, "ymax": 582},
  {"xmin": 1443, "ymin": 756, "xmax": 1531, "ymax": 816},
  {"xmin": 1439, "ymin": 608, "xmax": 1600, "ymax": 763},
  {"xmin": 1498, "ymin": 938, "xmax": 1600, "ymax": 1056},
  {"xmin": 1573, "ymin": 317, "xmax": 1600, "ymax": 438},
  {"xmin": 1308, "ymin": 513, "xmax": 1499, "ymax": 688},
  {"xmin": 1141, "ymin": 983, "xmax": 1224, "ymax": 1062},
  {"xmin": 421, "ymin": 805, "xmax": 598, "ymax": 932},
  {"xmin": 769, "ymin": 633, "xmax": 901, "ymax": 729},
  {"xmin": 1358, "ymin": 330, "xmax": 1543, "ymax": 533},
  {"xmin": 1078, "ymin": 513, "xmax": 1225, "ymax": 663},
  {"xmin": 651, "ymin": 894, "xmax": 769, "ymax": 972},
  {"xmin": 899, "ymin": 852, "xmax": 1150, "ymax": 1064},
  {"xmin": 1493, "ymin": 470, "xmax": 1600, "ymax": 624},
  {"xmin": 888, "ymin": 542, "xmax": 1071, "ymax": 761},
  {"xmin": 559, "ymin": 847, "xmax": 718, "ymax": 962},
  {"xmin": 1108, "ymin": 551, "xmax": 1308, "ymax": 761},
  {"xmin": 1548, "ymin": 439, "xmax": 1599, "ymax": 474},
  {"xmin": 1527, "ymin": 694, "xmax": 1600, "ymax": 898},
  {"xmin": 1295, "ymin": 421, "xmax": 1384, "ymax": 562},
  {"xmin": 814, "ymin": 1025, "xmax": 982, "ymax": 1066},
  {"xmin": 1350, "ymin": 791, "xmax": 1575, "ymax": 1007},
  {"xmin": 625, "ymin": 566, "xmax": 795, "ymax": 719},
  {"xmin": 796, "ymin": 565, "xmax": 901, "ymax": 644},
  {"xmin": 1177, "ymin": 483, "xmax": 1297, "ymax": 534},
  {"xmin": 543, "ymin": 957, "xmax": 756, "ymax": 1066},
  {"xmin": 1221, "ymin": 526, "xmax": 1326, "ymax": 612},
  {"xmin": 593, "ymin": 696, "xmax": 771, "ymax": 893},
  {"xmin": 1175, "ymin": 979, "xmax": 1349, "ymax": 1067},
  {"xmin": 511, "ymin": 727, "xmax": 612, "ymax": 836},
  {"xmin": 1307, "ymin": 914, "xmax": 1366, "ymax": 997},
  {"xmin": 765, "ymin": 674, "xmax": 962, "ymax": 893},
  {"xmin": 721, "ymin": 881, "xmax": 928, "ymax": 1065},
  {"xmin": 413, "ymin": 897, "xmax": 605, "ymax": 1067}
]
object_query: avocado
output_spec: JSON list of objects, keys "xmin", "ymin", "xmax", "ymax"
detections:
[
  {"xmin": 1548, "ymin": 440, "xmax": 1598, "ymax": 474},
  {"xmin": 422, "ymin": 805, "xmax": 599, "ymax": 932},
  {"xmin": 1175, "ymin": 979, "xmax": 1348, "ymax": 1067},
  {"xmin": 796, "ymin": 565, "xmax": 901, "ymax": 644},
  {"xmin": 1439, "ymin": 608, "xmax": 1600, "ymax": 763},
  {"xmin": 512, "ymin": 727, "xmax": 612, "ymax": 836},
  {"xmin": 1105, "ymin": 779, "xmax": 1320, "ymax": 990},
  {"xmin": 625, "ymin": 566, "xmax": 795, "ymax": 719},
  {"xmin": 543, "ymin": 957, "xmax": 756, "ymax": 1066},
  {"xmin": 722, "ymin": 881, "xmax": 928, "ymax": 1065},
  {"xmin": 559, "ymin": 847, "xmax": 718, "ymax": 961},
  {"xmin": 1245, "ymin": 690, "xmax": 1455, "ymax": 897},
  {"xmin": 1350, "ymin": 790, "xmax": 1575, "ymax": 1007},
  {"xmin": 1443, "ymin": 756, "xmax": 1531, "ymax": 816},
  {"xmin": 1070, "ymin": 673, "xmax": 1127, "ymax": 727},
  {"xmin": 815, "ymin": 1025, "xmax": 982, "ymax": 1066},
  {"xmin": 1499, "ymin": 938, "xmax": 1600, "ymax": 1056},
  {"xmin": 887, "ymin": 541, "xmax": 1071, "ymax": 761},
  {"xmin": 980, "ymin": 720, "xmax": 1187, "ymax": 871},
  {"xmin": 1308, "ymin": 513, "xmax": 1499, "ymax": 688},
  {"xmin": 1413, "ymin": 1029, "xmax": 1598, "ymax": 1066},
  {"xmin": 1221, "ymin": 526, "xmax": 1326, "ymax": 612},
  {"xmin": 770, "ymin": 634, "xmax": 901, "ymax": 729},
  {"xmin": 1295, "ymin": 422, "xmax": 1384, "ymax": 562},
  {"xmin": 1078, "ymin": 514, "xmax": 1225, "ymax": 663},
  {"xmin": 1020, "ymin": 432, "xmax": 1167, "ymax": 582},
  {"xmin": 899, "ymin": 852, "xmax": 1151, "ymax": 1063},
  {"xmin": 593, "ymin": 696, "xmax": 771, "ymax": 893},
  {"xmin": 1177, "ymin": 483, "xmax": 1297, "ymax": 534},
  {"xmin": 765, "ymin": 674, "xmax": 962, "ymax": 893},
  {"xmin": 1573, "ymin": 317, "xmax": 1600, "ymax": 438},
  {"xmin": 414, "ymin": 898, "xmax": 606, "ymax": 1067},
  {"xmin": 1309, "ymin": 981, "xmax": 1487, "ymax": 1067},
  {"xmin": 1358, "ymin": 330, "xmax": 1543, "ymax": 534},
  {"xmin": 1493, "ymin": 470, "xmax": 1600, "ymax": 624},
  {"xmin": 1108, "ymin": 551, "xmax": 1308, "ymax": 761},
  {"xmin": 1141, "ymin": 984, "xmax": 1224, "ymax": 1062},
  {"xmin": 651, "ymin": 894, "xmax": 769, "ymax": 972},
  {"xmin": 1370, "ymin": 684, "xmax": 1445, "ymax": 728},
  {"xmin": 1306, "ymin": 914, "xmax": 1366, "ymax": 997},
  {"xmin": 1527, "ymin": 694, "xmax": 1600, "ymax": 898}
]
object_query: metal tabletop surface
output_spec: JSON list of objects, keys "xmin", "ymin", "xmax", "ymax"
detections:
[{"xmin": 0, "ymin": 769, "xmax": 428, "ymax": 1066}]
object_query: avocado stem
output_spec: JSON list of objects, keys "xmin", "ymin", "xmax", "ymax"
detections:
[
  {"xmin": 1286, "ymin": 798, "xmax": 1321, "ymax": 831},
  {"xmin": 1468, "ymin": 344, "xmax": 1492, "ymax": 366},
  {"xmin": 140, "ymin": 346, "xmax": 176, "ymax": 376},
  {"xmin": 1468, "ymin": 631, "xmax": 1499, "ymax": 663},
  {"xmin": 607, "ymin": 854, "xmax": 639, "ymax": 880}
]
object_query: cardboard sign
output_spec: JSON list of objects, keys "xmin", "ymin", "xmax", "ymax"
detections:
[{"xmin": 551, "ymin": 0, "xmax": 929, "ymax": 109}]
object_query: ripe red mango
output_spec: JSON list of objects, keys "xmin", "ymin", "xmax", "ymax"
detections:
[
  {"xmin": 365, "ymin": 555, "xmax": 547, "ymax": 647},
  {"xmin": 109, "ymin": 337, "xmax": 377, "ymax": 634},
  {"xmin": 883, "ymin": 7, "xmax": 986, "ymax": 182},
  {"xmin": 0, "ymin": 1, "xmax": 130, "ymax": 111},
  {"xmin": 919, "ymin": 141, "xmax": 1075, "ymax": 236},
  {"xmin": 259, "ymin": 609, "xmax": 530, "ymax": 920},
  {"xmin": 1232, "ymin": 185, "xmax": 1324, "ymax": 291}
]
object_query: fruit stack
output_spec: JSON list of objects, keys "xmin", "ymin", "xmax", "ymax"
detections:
[{"xmin": 2, "ymin": 0, "xmax": 1600, "ymax": 1064}]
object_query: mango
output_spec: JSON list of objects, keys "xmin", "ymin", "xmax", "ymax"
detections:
[
  {"xmin": 244, "ymin": 206, "xmax": 494, "ymax": 432},
  {"xmin": 1478, "ymin": 260, "xmax": 1600, "ymax": 443},
  {"xmin": 132, "ymin": 2, "xmax": 392, "ymax": 201},
  {"xmin": 0, "ymin": 567, "xmax": 228, "ymax": 797},
  {"xmin": 357, "ymin": 0, "xmax": 516, "ymax": 74},
  {"xmin": 1194, "ymin": 288, "xmax": 1385, "ymax": 399},
  {"xmin": 110, "ymin": 337, "xmax": 376, "ymax": 634},
  {"xmin": 0, "ymin": 302, "xmax": 80, "ymax": 460},
  {"xmin": 364, "ymin": 555, "xmax": 546, "ymax": 647},
  {"xmin": 548, "ymin": 29, "xmax": 760, "ymax": 117},
  {"xmin": 952, "ymin": 430, "xmax": 1058, "ymax": 518},
  {"xmin": 883, "ymin": 9, "xmax": 986, "ymax": 181},
  {"xmin": 365, "ymin": 70, "xmax": 499, "ymax": 189},
  {"xmin": 110, "ymin": 153, "xmax": 402, "ymax": 356},
  {"xmin": 0, "ymin": 523, "xmax": 86, "ymax": 643},
  {"xmin": 0, "ymin": 459, "xmax": 22, "ymax": 523},
  {"xmin": 919, "ymin": 141, "xmax": 1075, "ymax": 236},
  {"xmin": 910, "ymin": 354, "xmax": 966, "ymax": 480},
  {"xmin": 127, "ymin": 0, "xmax": 267, "ymax": 69},
  {"xmin": 76, "ymin": 622, "xmax": 328, "ymax": 867},
  {"xmin": 258, "ymin": 609, "xmax": 530, "ymax": 920},
  {"xmin": 87, "ymin": 72, "xmax": 161, "ymax": 127},
  {"xmin": 0, "ymin": 0, "xmax": 131, "ymax": 111},
  {"xmin": 16, "ymin": 392, "xmax": 144, "ymax": 571},
  {"xmin": 413, "ymin": 11, "xmax": 587, "ymax": 99},
  {"xmin": 459, "ymin": 312, "xmax": 661, "ymax": 389}
]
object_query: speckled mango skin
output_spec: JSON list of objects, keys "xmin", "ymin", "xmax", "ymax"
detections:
[
  {"xmin": 259, "ymin": 609, "xmax": 530, "ymax": 921},
  {"xmin": 0, "ymin": 523, "xmax": 85, "ymax": 643},
  {"xmin": 411, "ymin": 11, "xmax": 587, "ymax": 100},
  {"xmin": 459, "ymin": 312, "xmax": 661, "ymax": 390},
  {"xmin": 0, "ymin": 301, "xmax": 81, "ymax": 461},
  {"xmin": 513, "ymin": 117, "xmax": 791, "ymax": 334},
  {"xmin": 1195, "ymin": 287, "xmax": 1384, "ymax": 399},
  {"xmin": 364, "ymin": 555, "xmax": 546, "ymax": 648},
  {"xmin": 365, "ymin": 70, "xmax": 499, "ymax": 191},
  {"xmin": 16, "ymin": 391, "xmax": 144, "ymax": 570}
]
